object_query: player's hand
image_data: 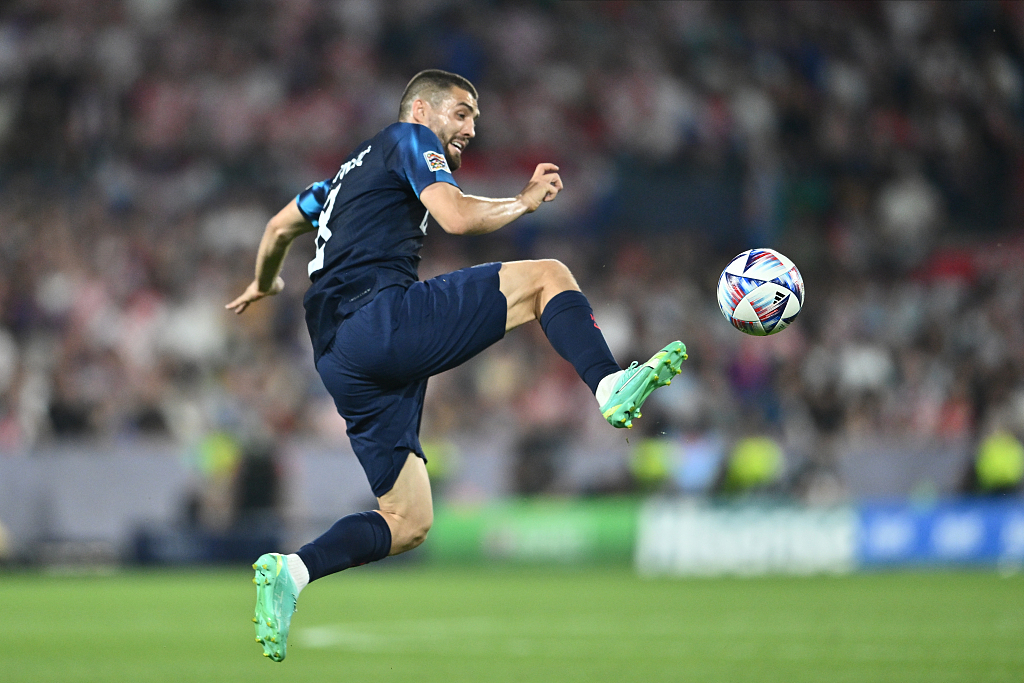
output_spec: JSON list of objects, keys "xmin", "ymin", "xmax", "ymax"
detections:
[
  {"xmin": 518, "ymin": 163, "xmax": 563, "ymax": 212},
  {"xmin": 225, "ymin": 276, "xmax": 284, "ymax": 314}
]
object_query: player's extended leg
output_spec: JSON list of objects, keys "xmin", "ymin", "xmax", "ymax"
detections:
[
  {"xmin": 251, "ymin": 454, "xmax": 429, "ymax": 662},
  {"xmin": 499, "ymin": 259, "xmax": 687, "ymax": 428}
]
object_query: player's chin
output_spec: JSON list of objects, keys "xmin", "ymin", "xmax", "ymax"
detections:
[{"xmin": 445, "ymin": 150, "xmax": 461, "ymax": 171}]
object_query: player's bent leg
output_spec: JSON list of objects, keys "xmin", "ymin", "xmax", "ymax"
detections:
[
  {"xmin": 249, "ymin": 455, "xmax": 429, "ymax": 662},
  {"xmin": 376, "ymin": 452, "xmax": 434, "ymax": 555},
  {"xmin": 499, "ymin": 259, "xmax": 580, "ymax": 331}
]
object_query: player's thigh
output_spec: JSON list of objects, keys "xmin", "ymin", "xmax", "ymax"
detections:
[
  {"xmin": 499, "ymin": 259, "xmax": 580, "ymax": 331},
  {"xmin": 377, "ymin": 452, "xmax": 433, "ymax": 552},
  {"xmin": 385, "ymin": 263, "xmax": 507, "ymax": 380},
  {"xmin": 316, "ymin": 338, "xmax": 430, "ymax": 497},
  {"xmin": 377, "ymin": 453, "xmax": 432, "ymax": 520}
]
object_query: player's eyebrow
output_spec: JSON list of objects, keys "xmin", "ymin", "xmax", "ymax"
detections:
[{"xmin": 455, "ymin": 100, "xmax": 480, "ymax": 119}]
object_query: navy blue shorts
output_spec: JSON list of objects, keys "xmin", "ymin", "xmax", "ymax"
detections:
[{"xmin": 315, "ymin": 262, "xmax": 506, "ymax": 497}]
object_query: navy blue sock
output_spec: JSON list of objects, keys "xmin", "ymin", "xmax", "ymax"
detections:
[
  {"xmin": 296, "ymin": 510, "xmax": 392, "ymax": 582},
  {"xmin": 539, "ymin": 290, "xmax": 621, "ymax": 395}
]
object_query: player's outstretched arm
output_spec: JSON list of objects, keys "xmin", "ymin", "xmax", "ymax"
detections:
[
  {"xmin": 420, "ymin": 163, "xmax": 563, "ymax": 236},
  {"xmin": 226, "ymin": 200, "xmax": 315, "ymax": 314}
]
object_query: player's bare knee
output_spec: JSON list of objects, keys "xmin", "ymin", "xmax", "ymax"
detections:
[
  {"xmin": 407, "ymin": 518, "xmax": 432, "ymax": 550},
  {"xmin": 414, "ymin": 506, "xmax": 434, "ymax": 544},
  {"xmin": 537, "ymin": 258, "xmax": 567, "ymax": 280},
  {"xmin": 393, "ymin": 512, "xmax": 432, "ymax": 553},
  {"xmin": 535, "ymin": 259, "xmax": 579, "ymax": 314},
  {"xmin": 540, "ymin": 259, "xmax": 579, "ymax": 292}
]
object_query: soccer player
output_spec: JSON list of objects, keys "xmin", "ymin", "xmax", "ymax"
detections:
[{"xmin": 226, "ymin": 69, "xmax": 687, "ymax": 661}]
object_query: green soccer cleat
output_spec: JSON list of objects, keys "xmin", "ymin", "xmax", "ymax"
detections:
[
  {"xmin": 252, "ymin": 553, "xmax": 298, "ymax": 662},
  {"xmin": 599, "ymin": 341, "xmax": 687, "ymax": 429}
]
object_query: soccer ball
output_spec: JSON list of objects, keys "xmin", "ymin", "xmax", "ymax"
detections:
[{"xmin": 717, "ymin": 248, "xmax": 804, "ymax": 336}]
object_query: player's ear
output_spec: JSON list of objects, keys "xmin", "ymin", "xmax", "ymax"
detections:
[{"xmin": 410, "ymin": 97, "xmax": 430, "ymax": 124}]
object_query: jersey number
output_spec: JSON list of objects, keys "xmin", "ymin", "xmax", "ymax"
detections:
[{"xmin": 308, "ymin": 184, "xmax": 341, "ymax": 276}]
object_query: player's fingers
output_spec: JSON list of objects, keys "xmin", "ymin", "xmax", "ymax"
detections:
[
  {"xmin": 540, "ymin": 174, "xmax": 561, "ymax": 200},
  {"xmin": 226, "ymin": 287, "xmax": 260, "ymax": 313},
  {"xmin": 533, "ymin": 163, "xmax": 559, "ymax": 178},
  {"xmin": 543, "ymin": 173, "xmax": 562, "ymax": 190}
]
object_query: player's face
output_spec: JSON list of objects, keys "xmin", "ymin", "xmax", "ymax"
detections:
[{"xmin": 425, "ymin": 87, "xmax": 478, "ymax": 171}]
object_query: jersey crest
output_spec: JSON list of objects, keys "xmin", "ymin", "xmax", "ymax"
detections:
[{"xmin": 423, "ymin": 150, "xmax": 450, "ymax": 173}]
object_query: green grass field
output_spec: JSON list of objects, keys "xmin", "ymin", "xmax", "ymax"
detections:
[{"xmin": 3, "ymin": 565, "xmax": 1022, "ymax": 683}]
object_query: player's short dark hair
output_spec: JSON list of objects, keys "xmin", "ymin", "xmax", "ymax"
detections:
[{"xmin": 398, "ymin": 69, "xmax": 478, "ymax": 120}]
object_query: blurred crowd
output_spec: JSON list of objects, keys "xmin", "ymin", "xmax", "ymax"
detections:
[{"xmin": 0, "ymin": 0, "xmax": 1023, "ymax": 500}]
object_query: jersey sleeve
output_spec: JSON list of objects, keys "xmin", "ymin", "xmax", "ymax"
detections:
[
  {"xmin": 294, "ymin": 179, "xmax": 332, "ymax": 226},
  {"xmin": 388, "ymin": 124, "xmax": 459, "ymax": 198}
]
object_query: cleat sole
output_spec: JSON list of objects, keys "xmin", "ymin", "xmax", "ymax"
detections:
[{"xmin": 252, "ymin": 552, "xmax": 298, "ymax": 663}]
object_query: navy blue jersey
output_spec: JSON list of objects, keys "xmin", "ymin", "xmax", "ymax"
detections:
[{"xmin": 296, "ymin": 122, "xmax": 459, "ymax": 361}]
